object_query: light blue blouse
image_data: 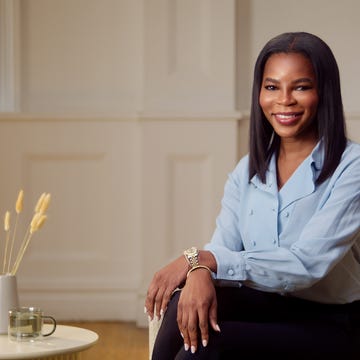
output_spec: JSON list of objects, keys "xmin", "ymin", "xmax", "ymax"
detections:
[{"xmin": 205, "ymin": 140, "xmax": 360, "ymax": 304}]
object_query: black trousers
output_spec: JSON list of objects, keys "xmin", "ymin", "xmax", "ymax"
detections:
[{"xmin": 152, "ymin": 285, "xmax": 360, "ymax": 360}]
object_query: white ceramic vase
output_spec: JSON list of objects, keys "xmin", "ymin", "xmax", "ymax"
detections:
[{"xmin": 0, "ymin": 275, "xmax": 19, "ymax": 334}]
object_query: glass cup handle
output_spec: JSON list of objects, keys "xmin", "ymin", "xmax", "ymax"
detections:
[{"xmin": 41, "ymin": 316, "xmax": 57, "ymax": 336}]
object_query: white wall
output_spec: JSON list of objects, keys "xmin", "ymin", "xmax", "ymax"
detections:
[
  {"xmin": 0, "ymin": 0, "xmax": 358, "ymax": 327},
  {"xmin": 19, "ymin": 0, "xmax": 143, "ymax": 115}
]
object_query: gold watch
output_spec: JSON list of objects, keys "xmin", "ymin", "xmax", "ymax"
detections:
[{"xmin": 183, "ymin": 247, "xmax": 199, "ymax": 268}]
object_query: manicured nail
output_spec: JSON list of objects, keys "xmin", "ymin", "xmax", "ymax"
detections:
[
  {"xmin": 148, "ymin": 315, "xmax": 152, "ymax": 322},
  {"xmin": 184, "ymin": 343, "xmax": 189, "ymax": 351},
  {"xmin": 144, "ymin": 306, "xmax": 147, "ymax": 314},
  {"xmin": 160, "ymin": 308, "xmax": 164, "ymax": 316},
  {"xmin": 180, "ymin": 332, "xmax": 184, "ymax": 338},
  {"xmin": 215, "ymin": 324, "xmax": 221, "ymax": 332},
  {"xmin": 191, "ymin": 346, "xmax": 196, "ymax": 354},
  {"xmin": 202, "ymin": 339, "xmax": 208, "ymax": 347}
]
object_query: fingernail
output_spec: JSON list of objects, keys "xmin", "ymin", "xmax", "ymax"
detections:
[
  {"xmin": 191, "ymin": 346, "xmax": 196, "ymax": 354},
  {"xmin": 144, "ymin": 306, "xmax": 147, "ymax": 314},
  {"xmin": 160, "ymin": 308, "xmax": 164, "ymax": 316},
  {"xmin": 184, "ymin": 343, "xmax": 189, "ymax": 351},
  {"xmin": 215, "ymin": 324, "xmax": 221, "ymax": 332},
  {"xmin": 202, "ymin": 339, "xmax": 207, "ymax": 347},
  {"xmin": 180, "ymin": 332, "xmax": 184, "ymax": 338},
  {"xmin": 148, "ymin": 315, "xmax": 152, "ymax": 322}
]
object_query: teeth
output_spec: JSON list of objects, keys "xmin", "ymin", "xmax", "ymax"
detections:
[
  {"xmin": 277, "ymin": 114, "xmax": 297, "ymax": 119},
  {"xmin": 276, "ymin": 114, "xmax": 296, "ymax": 119}
]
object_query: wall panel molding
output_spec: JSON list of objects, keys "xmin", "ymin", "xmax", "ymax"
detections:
[
  {"xmin": 143, "ymin": 0, "xmax": 236, "ymax": 115},
  {"xmin": 167, "ymin": 153, "xmax": 213, "ymax": 256},
  {"xmin": 137, "ymin": 117, "xmax": 239, "ymax": 326},
  {"xmin": 0, "ymin": 118, "xmax": 142, "ymax": 321},
  {"xmin": 0, "ymin": 0, "xmax": 20, "ymax": 111}
]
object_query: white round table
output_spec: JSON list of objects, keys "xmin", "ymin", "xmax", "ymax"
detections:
[{"xmin": 0, "ymin": 324, "xmax": 98, "ymax": 359}]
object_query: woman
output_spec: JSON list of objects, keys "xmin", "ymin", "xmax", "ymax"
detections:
[{"xmin": 145, "ymin": 32, "xmax": 360, "ymax": 359}]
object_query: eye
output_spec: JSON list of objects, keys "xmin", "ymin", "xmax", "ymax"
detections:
[
  {"xmin": 295, "ymin": 85, "xmax": 312, "ymax": 91},
  {"xmin": 264, "ymin": 85, "xmax": 277, "ymax": 91}
]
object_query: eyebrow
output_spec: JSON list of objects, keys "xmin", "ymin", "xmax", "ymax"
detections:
[{"xmin": 263, "ymin": 77, "xmax": 314, "ymax": 84}]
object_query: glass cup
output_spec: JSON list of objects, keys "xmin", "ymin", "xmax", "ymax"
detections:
[{"xmin": 8, "ymin": 306, "xmax": 57, "ymax": 341}]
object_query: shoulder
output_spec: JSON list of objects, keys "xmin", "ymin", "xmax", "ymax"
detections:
[
  {"xmin": 223, "ymin": 154, "xmax": 250, "ymax": 190},
  {"xmin": 340, "ymin": 140, "xmax": 360, "ymax": 167},
  {"xmin": 231, "ymin": 154, "xmax": 250, "ymax": 179},
  {"xmin": 344, "ymin": 139, "xmax": 360, "ymax": 154},
  {"xmin": 329, "ymin": 140, "xmax": 360, "ymax": 187}
]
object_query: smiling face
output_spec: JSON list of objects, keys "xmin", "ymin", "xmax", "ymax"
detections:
[{"xmin": 259, "ymin": 52, "xmax": 319, "ymax": 143}]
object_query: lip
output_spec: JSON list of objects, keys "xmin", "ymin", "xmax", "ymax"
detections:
[{"xmin": 272, "ymin": 112, "xmax": 303, "ymax": 125}]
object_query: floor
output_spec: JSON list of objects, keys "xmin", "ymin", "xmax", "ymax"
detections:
[{"xmin": 61, "ymin": 321, "xmax": 149, "ymax": 360}]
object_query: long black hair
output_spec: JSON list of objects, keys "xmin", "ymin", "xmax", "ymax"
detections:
[{"xmin": 248, "ymin": 32, "xmax": 347, "ymax": 184}]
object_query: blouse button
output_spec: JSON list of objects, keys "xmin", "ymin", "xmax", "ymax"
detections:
[{"xmin": 227, "ymin": 269, "xmax": 234, "ymax": 276}]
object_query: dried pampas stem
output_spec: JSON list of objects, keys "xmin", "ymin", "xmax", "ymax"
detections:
[
  {"xmin": 2, "ymin": 211, "xmax": 11, "ymax": 274},
  {"xmin": 7, "ymin": 190, "xmax": 24, "ymax": 273},
  {"xmin": 11, "ymin": 213, "xmax": 47, "ymax": 275}
]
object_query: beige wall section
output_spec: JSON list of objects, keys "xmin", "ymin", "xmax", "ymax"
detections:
[
  {"xmin": 0, "ymin": 118, "xmax": 143, "ymax": 321},
  {"xmin": 19, "ymin": 0, "xmax": 143, "ymax": 115},
  {"xmin": 142, "ymin": 0, "xmax": 236, "ymax": 115},
  {"xmin": 0, "ymin": 0, "xmax": 359, "ymax": 327},
  {"xmin": 139, "ymin": 118, "xmax": 239, "ymax": 324}
]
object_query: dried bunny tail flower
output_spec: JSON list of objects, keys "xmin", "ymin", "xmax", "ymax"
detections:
[
  {"xmin": 15, "ymin": 189, "xmax": 24, "ymax": 214},
  {"xmin": 35, "ymin": 214, "xmax": 47, "ymax": 231},
  {"xmin": 4, "ymin": 211, "xmax": 10, "ymax": 231},
  {"xmin": 39, "ymin": 193, "xmax": 51, "ymax": 214},
  {"xmin": 30, "ymin": 212, "xmax": 41, "ymax": 234},
  {"xmin": 30, "ymin": 213, "xmax": 47, "ymax": 234},
  {"xmin": 34, "ymin": 192, "xmax": 46, "ymax": 213}
]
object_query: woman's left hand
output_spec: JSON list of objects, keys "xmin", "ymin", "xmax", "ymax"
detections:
[{"xmin": 176, "ymin": 268, "xmax": 220, "ymax": 354}]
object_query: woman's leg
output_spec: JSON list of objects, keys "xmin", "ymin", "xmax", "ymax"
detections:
[
  {"xmin": 174, "ymin": 320, "xmax": 352, "ymax": 360},
  {"xmin": 214, "ymin": 285, "xmax": 357, "ymax": 358},
  {"xmin": 153, "ymin": 285, "xmax": 358, "ymax": 359}
]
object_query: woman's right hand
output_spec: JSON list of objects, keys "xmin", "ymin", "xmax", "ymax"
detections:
[
  {"xmin": 145, "ymin": 255, "xmax": 189, "ymax": 320},
  {"xmin": 177, "ymin": 268, "xmax": 219, "ymax": 353}
]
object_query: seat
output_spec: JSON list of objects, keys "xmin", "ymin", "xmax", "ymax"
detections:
[{"xmin": 148, "ymin": 315, "xmax": 163, "ymax": 359}]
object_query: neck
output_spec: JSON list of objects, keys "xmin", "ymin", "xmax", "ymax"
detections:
[
  {"xmin": 276, "ymin": 134, "xmax": 318, "ymax": 190},
  {"xmin": 278, "ymin": 135, "xmax": 318, "ymax": 160}
]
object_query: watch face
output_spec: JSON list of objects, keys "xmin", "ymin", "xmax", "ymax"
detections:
[{"xmin": 185, "ymin": 247, "xmax": 197, "ymax": 256}]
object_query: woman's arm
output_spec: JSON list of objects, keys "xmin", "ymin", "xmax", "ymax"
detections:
[{"xmin": 206, "ymin": 143, "xmax": 360, "ymax": 294}]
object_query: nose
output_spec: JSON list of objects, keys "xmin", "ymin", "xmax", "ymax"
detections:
[{"xmin": 277, "ymin": 89, "xmax": 296, "ymax": 106}]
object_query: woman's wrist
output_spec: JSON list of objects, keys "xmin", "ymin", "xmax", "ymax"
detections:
[
  {"xmin": 186, "ymin": 264, "xmax": 212, "ymax": 278},
  {"xmin": 198, "ymin": 250, "xmax": 217, "ymax": 273}
]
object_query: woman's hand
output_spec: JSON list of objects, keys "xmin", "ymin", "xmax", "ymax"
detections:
[
  {"xmin": 145, "ymin": 255, "xmax": 188, "ymax": 320},
  {"xmin": 177, "ymin": 268, "xmax": 220, "ymax": 354}
]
